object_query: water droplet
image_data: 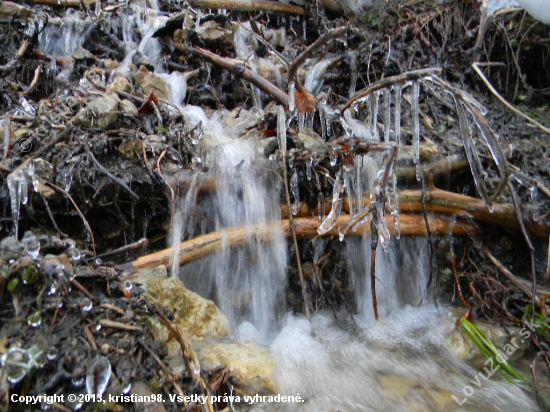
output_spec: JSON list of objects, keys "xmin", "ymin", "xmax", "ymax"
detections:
[
  {"xmin": 27, "ymin": 310, "xmax": 42, "ymax": 328},
  {"xmin": 79, "ymin": 298, "xmax": 93, "ymax": 313},
  {"xmin": 46, "ymin": 346, "xmax": 59, "ymax": 361},
  {"xmin": 120, "ymin": 280, "xmax": 134, "ymax": 298},
  {"xmin": 29, "ymin": 346, "xmax": 45, "ymax": 368},
  {"xmin": 49, "ymin": 281, "xmax": 58, "ymax": 295},
  {"xmin": 94, "ymin": 324, "xmax": 102, "ymax": 332},
  {"xmin": 67, "ymin": 247, "xmax": 81, "ymax": 261},
  {"xmin": 1, "ymin": 347, "xmax": 32, "ymax": 384},
  {"xmin": 94, "ymin": 258, "xmax": 102, "ymax": 266},
  {"xmin": 86, "ymin": 357, "xmax": 111, "ymax": 397},
  {"xmin": 22, "ymin": 232, "xmax": 40, "ymax": 259}
]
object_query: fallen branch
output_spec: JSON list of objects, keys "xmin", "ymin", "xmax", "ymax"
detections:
[
  {"xmin": 188, "ymin": 0, "xmax": 305, "ymax": 15},
  {"xmin": 186, "ymin": 45, "xmax": 290, "ymax": 107},
  {"xmin": 282, "ymin": 188, "xmax": 548, "ymax": 238},
  {"xmin": 32, "ymin": 0, "xmax": 95, "ymax": 6},
  {"xmin": 163, "ymin": 154, "xmax": 470, "ymax": 192},
  {"xmin": 116, "ymin": 214, "xmax": 478, "ymax": 272}
]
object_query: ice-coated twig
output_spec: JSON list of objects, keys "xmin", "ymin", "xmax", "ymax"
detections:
[
  {"xmin": 411, "ymin": 81, "xmax": 421, "ymax": 181},
  {"xmin": 318, "ymin": 171, "xmax": 344, "ymax": 235},
  {"xmin": 342, "ymin": 67, "xmax": 441, "ymax": 112},
  {"xmin": 278, "ymin": 106, "xmax": 311, "ymax": 321},
  {"xmin": 453, "ymin": 94, "xmax": 492, "ymax": 210}
]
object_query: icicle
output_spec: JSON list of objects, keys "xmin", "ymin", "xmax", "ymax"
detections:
[
  {"xmin": 387, "ymin": 169, "xmax": 400, "ymax": 239},
  {"xmin": 319, "ymin": 105, "xmax": 327, "ymax": 141},
  {"xmin": 530, "ymin": 185, "xmax": 539, "ymax": 221},
  {"xmin": 372, "ymin": 169, "xmax": 391, "ymax": 252},
  {"xmin": 298, "ymin": 112, "xmax": 305, "ymax": 133},
  {"xmin": 351, "ymin": 156, "xmax": 364, "ymax": 216},
  {"xmin": 382, "ymin": 89, "xmax": 391, "ymax": 142},
  {"xmin": 318, "ymin": 171, "xmax": 344, "ymax": 236},
  {"xmin": 463, "ymin": 101, "xmax": 508, "ymax": 201},
  {"xmin": 411, "ymin": 81, "xmax": 421, "ymax": 181},
  {"xmin": 453, "ymin": 95, "xmax": 492, "ymax": 210},
  {"xmin": 394, "ymin": 84, "xmax": 402, "ymax": 146},
  {"xmin": 370, "ymin": 92, "xmax": 380, "ymax": 141},
  {"xmin": 277, "ymin": 105, "xmax": 286, "ymax": 154},
  {"xmin": 7, "ymin": 163, "xmax": 33, "ymax": 239},
  {"xmin": 348, "ymin": 53, "xmax": 358, "ymax": 98},
  {"xmin": 306, "ymin": 157, "xmax": 313, "ymax": 180},
  {"xmin": 290, "ymin": 169, "xmax": 300, "ymax": 215},
  {"xmin": 288, "ymin": 81, "xmax": 296, "ymax": 112}
]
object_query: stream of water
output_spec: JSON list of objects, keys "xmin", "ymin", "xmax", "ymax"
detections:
[{"xmin": 31, "ymin": 4, "xmax": 540, "ymax": 411}]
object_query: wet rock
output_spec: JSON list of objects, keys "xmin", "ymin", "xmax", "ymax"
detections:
[
  {"xmin": 133, "ymin": 271, "xmax": 229, "ymax": 340},
  {"xmin": 76, "ymin": 94, "xmax": 120, "ymax": 129},
  {"xmin": 194, "ymin": 339, "xmax": 279, "ymax": 396},
  {"xmin": 71, "ymin": 46, "xmax": 95, "ymax": 62},
  {"xmin": 0, "ymin": 1, "xmax": 32, "ymax": 19},
  {"xmin": 102, "ymin": 59, "xmax": 119, "ymax": 70},
  {"xmin": 106, "ymin": 76, "xmax": 132, "ymax": 95},
  {"xmin": 135, "ymin": 66, "xmax": 169, "ymax": 100},
  {"xmin": 120, "ymin": 99, "xmax": 138, "ymax": 117},
  {"xmin": 296, "ymin": 128, "xmax": 329, "ymax": 156},
  {"xmin": 263, "ymin": 138, "xmax": 278, "ymax": 157},
  {"xmin": 0, "ymin": 237, "xmax": 24, "ymax": 262},
  {"xmin": 446, "ymin": 309, "xmax": 528, "ymax": 368},
  {"xmin": 197, "ymin": 20, "xmax": 231, "ymax": 43}
]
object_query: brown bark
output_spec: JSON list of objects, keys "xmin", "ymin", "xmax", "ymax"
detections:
[
  {"xmin": 283, "ymin": 188, "xmax": 548, "ymax": 238},
  {"xmin": 117, "ymin": 214, "xmax": 478, "ymax": 272},
  {"xmin": 188, "ymin": 0, "xmax": 306, "ymax": 15}
]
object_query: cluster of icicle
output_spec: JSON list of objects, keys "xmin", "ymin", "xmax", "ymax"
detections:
[{"xmin": 296, "ymin": 71, "xmax": 525, "ymax": 252}]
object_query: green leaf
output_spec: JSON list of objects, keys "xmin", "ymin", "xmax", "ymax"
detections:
[{"xmin": 7, "ymin": 277, "xmax": 19, "ymax": 292}]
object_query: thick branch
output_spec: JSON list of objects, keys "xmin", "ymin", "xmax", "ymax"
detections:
[
  {"xmin": 188, "ymin": 0, "xmax": 306, "ymax": 15},
  {"xmin": 283, "ymin": 188, "xmax": 548, "ymax": 238},
  {"xmin": 116, "ymin": 214, "xmax": 478, "ymax": 272}
]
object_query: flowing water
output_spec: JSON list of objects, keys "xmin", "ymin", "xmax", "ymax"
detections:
[{"xmin": 25, "ymin": 4, "xmax": 541, "ymax": 410}]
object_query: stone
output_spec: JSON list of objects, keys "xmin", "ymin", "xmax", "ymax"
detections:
[
  {"xmin": 0, "ymin": 237, "xmax": 24, "ymax": 262},
  {"xmin": 77, "ymin": 94, "xmax": 121, "ymax": 129},
  {"xmin": 194, "ymin": 339, "xmax": 279, "ymax": 396},
  {"xmin": 296, "ymin": 128, "xmax": 329, "ymax": 156},
  {"xmin": 445, "ymin": 308, "xmax": 528, "ymax": 368},
  {"xmin": 197, "ymin": 20, "xmax": 231, "ymax": 43},
  {"xmin": 135, "ymin": 66, "xmax": 169, "ymax": 100},
  {"xmin": 120, "ymin": 99, "xmax": 138, "ymax": 117},
  {"xmin": 71, "ymin": 46, "xmax": 95, "ymax": 61},
  {"xmin": 106, "ymin": 76, "xmax": 132, "ymax": 95},
  {"xmin": 133, "ymin": 272, "xmax": 229, "ymax": 340},
  {"xmin": 103, "ymin": 59, "xmax": 119, "ymax": 70},
  {"xmin": 0, "ymin": 1, "xmax": 32, "ymax": 19}
]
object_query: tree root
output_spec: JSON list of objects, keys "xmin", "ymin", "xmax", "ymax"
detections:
[{"xmin": 116, "ymin": 214, "xmax": 478, "ymax": 272}]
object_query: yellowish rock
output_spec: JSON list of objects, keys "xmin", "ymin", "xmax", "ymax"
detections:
[
  {"xmin": 134, "ymin": 272, "xmax": 229, "ymax": 340},
  {"xmin": 194, "ymin": 339, "xmax": 278, "ymax": 395},
  {"xmin": 135, "ymin": 66, "xmax": 169, "ymax": 99},
  {"xmin": 107, "ymin": 76, "xmax": 132, "ymax": 94}
]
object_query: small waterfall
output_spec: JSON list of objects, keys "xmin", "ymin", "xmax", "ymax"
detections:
[
  {"xmin": 174, "ymin": 108, "xmax": 287, "ymax": 341},
  {"xmin": 347, "ymin": 236, "xmax": 429, "ymax": 326}
]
